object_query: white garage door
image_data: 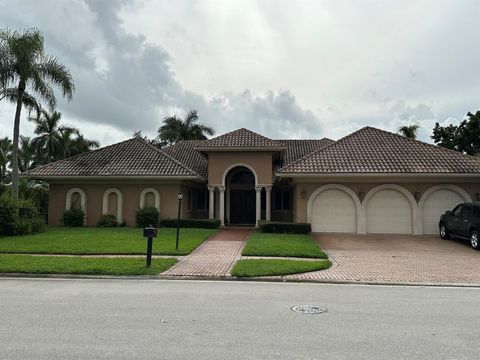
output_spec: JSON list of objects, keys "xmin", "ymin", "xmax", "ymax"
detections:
[
  {"xmin": 311, "ymin": 189, "xmax": 356, "ymax": 233},
  {"xmin": 422, "ymin": 189, "xmax": 465, "ymax": 234},
  {"xmin": 367, "ymin": 189, "xmax": 413, "ymax": 234}
]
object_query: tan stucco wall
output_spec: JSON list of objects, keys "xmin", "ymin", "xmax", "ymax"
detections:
[
  {"xmin": 207, "ymin": 152, "xmax": 273, "ymax": 186},
  {"xmin": 49, "ymin": 182, "xmax": 184, "ymax": 226},
  {"xmin": 292, "ymin": 178, "xmax": 480, "ymax": 223}
]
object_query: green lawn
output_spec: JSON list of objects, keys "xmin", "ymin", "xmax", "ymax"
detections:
[
  {"xmin": 0, "ymin": 254, "xmax": 176, "ymax": 275},
  {"xmin": 231, "ymin": 259, "xmax": 332, "ymax": 277},
  {"xmin": 241, "ymin": 232, "xmax": 327, "ymax": 258},
  {"xmin": 0, "ymin": 227, "xmax": 216, "ymax": 255}
]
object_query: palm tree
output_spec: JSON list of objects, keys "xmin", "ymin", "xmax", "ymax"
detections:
[
  {"xmin": 18, "ymin": 135, "xmax": 37, "ymax": 172},
  {"xmin": 0, "ymin": 28, "xmax": 74, "ymax": 198},
  {"xmin": 67, "ymin": 134, "xmax": 99, "ymax": 157},
  {"xmin": 31, "ymin": 110, "xmax": 78, "ymax": 163},
  {"xmin": 398, "ymin": 124, "xmax": 420, "ymax": 139},
  {"xmin": 0, "ymin": 137, "xmax": 12, "ymax": 183},
  {"xmin": 158, "ymin": 110, "xmax": 214, "ymax": 145}
]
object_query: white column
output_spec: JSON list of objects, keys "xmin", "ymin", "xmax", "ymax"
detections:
[
  {"xmin": 255, "ymin": 186, "xmax": 262, "ymax": 227},
  {"xmin": 208, "ymin": 186, "xmax": 215, "ymax": 220},
  {"xmin": 219, "ymin": 186, "xmax": 225, "ymax": 227},
  {"xmin": 265, "ymin": 186, "xmax": 272, "ymax": 222}
]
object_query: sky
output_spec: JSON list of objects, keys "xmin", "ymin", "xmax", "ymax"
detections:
[{"xmin": 0, "ymin": 0, "xmax": 479, "ymax": 146}]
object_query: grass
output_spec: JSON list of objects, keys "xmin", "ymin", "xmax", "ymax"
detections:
[
  {"xmin": 231, "ymin": 259, "xmax": 332, "ymax": 277},
  {"xmin": 0, "ymin": 227, "xmax": 216, "ymax": 256},
  {"xmin": 0, "ymin": 254, "xmax": 177, "ymax": 275},
  {"xmin": 241, "ymin": 232, "xmax": 327, "ymax": 258}
]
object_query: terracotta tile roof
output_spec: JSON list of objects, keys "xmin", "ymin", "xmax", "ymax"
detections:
[
  {"xmin": 278, "ymin": 127, "xmax": 480, "ymax": 174},
  {"xmin": 280, "ymin": 139, "xmax": 335, "ymax": 165},
  {"xmin": 162, "ymin": 140, "xmax": 208, "ymax": 178},
  {"xmin": 195, "ymin": 128, "xmax": 284, "ymax": 149},
  {"xmin": 24, "ymin": 137, "xmax": 200, "ymax": 178}
]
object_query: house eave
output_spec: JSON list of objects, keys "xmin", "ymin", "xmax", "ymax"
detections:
[
  {"xmin": 194, "ymin": 146, "xmax": 285, "ymax": 152},
  {"xmin": 276, "ymin": 172, "xmax": 480, "ymax": 178},
  {"xmin": 21, "ymin": 174, "xmax": 206, "ymax": 182}
]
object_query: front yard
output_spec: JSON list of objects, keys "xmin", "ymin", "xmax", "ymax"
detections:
[
  {"xmin": 0, "ymin": 227, "xmax": 216, "ymax": 256},
  {"xmin": 0, "ymin": 254, "xmax": 176, "ymax": 275},
  {"xmin": 232, "ymin": 231, "xmax": 331, "ymax": 277}
]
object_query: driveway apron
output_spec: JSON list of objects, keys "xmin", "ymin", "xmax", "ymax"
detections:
[{"xmin": 163, "ymin": 229, "xmax": 250, "ymax": 277}]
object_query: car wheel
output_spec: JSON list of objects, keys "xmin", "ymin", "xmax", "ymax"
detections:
[
  {"xmin": 440, "ymin": 223, "xmax": 450, "ymax": 239},
  {"xmin": 470, "ymin": 230, "xmax": 480, "ymax": 250}
]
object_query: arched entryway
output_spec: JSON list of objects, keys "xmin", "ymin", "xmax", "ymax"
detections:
[{"xmin": 226, "ymin": 166, "xmax": 256, "ymax": 225}]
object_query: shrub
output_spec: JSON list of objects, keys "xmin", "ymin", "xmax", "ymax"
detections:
[
  {"xmin": 0, "ymin": 195, "xmax": 19, "ymax": 236},
  {"xmin": 97, "ymin": 214, "xmax": 118, "ymax": 227},
  {"xmin": 159, "ymin": 218, "xmax": 220, "ymax": 229},
  {"xmin": 0, "ymin": 194, "xmax": 45, "ymax": 236},
  {"xmin": 136, "ymin": 207, "xmax": 159, "ymax": 228},
  {"xmin": 259, "ymin": 221, "xmax": 311, "ymax": 234},
  {"xmin": 62, "ymin": 209, "xmax": 85, "ymax": 227}
]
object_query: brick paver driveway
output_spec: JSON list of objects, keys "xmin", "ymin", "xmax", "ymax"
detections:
[
  {"xmin": 287, "ymin": 234, "xmax": 480, "ymax": 285},
  {"xmin": 163, "ymin": 229, "xmax": 249, "ymax": 277}
]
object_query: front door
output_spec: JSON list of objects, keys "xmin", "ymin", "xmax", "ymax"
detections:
[{"xmin": 230, "ymin": 190, "xmax": 256, "ymax": 225}]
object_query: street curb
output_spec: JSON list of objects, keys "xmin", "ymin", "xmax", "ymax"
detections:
[{"xmin": 1, "ymin": 272, "xmax": 479, "ymax": 288}]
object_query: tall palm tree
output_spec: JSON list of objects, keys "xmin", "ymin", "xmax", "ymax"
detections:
[
  {"xmin": 158, "ymin": 110, "xmax": 214, "ymax": 145},
  {"xmin": 398, "ymin": 124, "xmax": 420, "ymax": 139},
  {"xmin": 0, "ymin": 28, "xmax": 74, "ymax": 198},
  {"xmin": 0, "ymin": 137, "xmax": 12, "ymax": 183},
  {"xmin": 31, "ymin": 110, "xmax": 78, "ymax": 163}
]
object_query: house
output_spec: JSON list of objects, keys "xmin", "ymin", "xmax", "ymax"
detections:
[{"xmin": 24, "ymin": 127, "xmax": 480, "ymax": 235}]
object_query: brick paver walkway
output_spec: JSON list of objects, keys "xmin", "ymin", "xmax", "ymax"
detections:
[
  {"xmin": 286, "ymin": 234, "xmax": 480, "ymax": 284},
  {"xmin": 162, "ymin": 229, "xmax": 250, "ymax": 277}
]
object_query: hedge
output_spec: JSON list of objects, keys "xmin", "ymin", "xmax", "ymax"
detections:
[
  {"xmin": 159, "ymin": 218, "xmax": 220, "ymax": 229},
  {"xmin": 97, "ymin": 214, "xmax": 118, "ymax": 227},
  {"xmin": 259, "ymin": 221, "xmax": 311, "ymax": 234},
  {"xmin": 136, "ymin": 207, "xmax": 159, "ymax": 228},
  {"xmin": 62, "ymin": 209, "xmax": 85, "ymax": 227}
]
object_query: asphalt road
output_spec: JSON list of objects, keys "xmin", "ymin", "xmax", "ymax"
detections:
[{"xmin": 0, "ymin": 278, "xmax": 479, "ymax": 360}]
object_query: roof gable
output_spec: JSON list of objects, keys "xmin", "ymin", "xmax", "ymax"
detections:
[
  {"xmin": 278, "ymin": 126, "xmax": 480, "ymax": 174},
  {"xmin": 195, "ymin": 128, "xmax": 284, "ymax": 150},
  {"xmin": 24, "ymin": 137, "xmax": 200, "ymax": 178}
]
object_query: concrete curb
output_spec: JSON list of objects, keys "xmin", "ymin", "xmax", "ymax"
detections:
[{"xmin": 1, "ymin": 272, "xmax": 479, "ymax": 288}]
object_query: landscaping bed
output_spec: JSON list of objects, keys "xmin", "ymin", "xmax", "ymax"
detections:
[
  {"xmin": 0, "ymin": 227, "xmax": 216, "ymax": 255},
  {"xmin": 242, "ymin": 232, "xmax": 327, "ymax": 258},
  {"xmin": 0, "ymin": 254, "xmax": 176, "ymax": 276},
  {"xmin": 231, "ymin": 259, "xmax": 332, "ymax": 277}
]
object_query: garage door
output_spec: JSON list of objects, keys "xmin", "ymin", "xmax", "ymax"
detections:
[
  {"xmin": 311, "ymin": 189, "xmax": 356, "ymax": 233},
  {"xmin": 366, "ymin": 189, "xmax": 412, "ymax": 234},
  {"xmin": 422, "ymin": 189, "xmax": 465, "ymax": 234}
]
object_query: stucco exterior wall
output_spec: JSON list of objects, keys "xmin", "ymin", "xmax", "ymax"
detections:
[
  {"xmin": 207, "ymin": 152, "xmax": 274, "ymax": 186},
  {"xmin": 292, "ymin": 178, "xmax": 480, "ymax": 223},
  {"xmin": 49, "ymin": 182, "xmax": 183, "ymax": 226}
]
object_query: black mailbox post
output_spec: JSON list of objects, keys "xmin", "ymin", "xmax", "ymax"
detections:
[{"xmin": 143, "ymin": 226, "xmax": 157, "ymax": 268}]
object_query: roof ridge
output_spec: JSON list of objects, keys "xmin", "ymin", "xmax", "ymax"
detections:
[
  {"xmin": 136, "ymin": 137, "xmax": 200, "ymax": 177},
  {"xmin": 22, "ymin": 137, "xmax": 139, "ymax": 175},
  {"xmin": 365, "ymin": 126, "xmax": 480, "ymax": 160},
  {"xmin": 278, "ymin": 128, "xmax": 365, "ymax": 173}
]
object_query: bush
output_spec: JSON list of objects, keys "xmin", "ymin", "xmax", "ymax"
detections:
[
  {"xmin": 159, "ymin": 218, "xmax": 220, "ymax": 229},
  {"xmin": 259, "ymin": 221, "xmax": 311, "ymax": 234},
  {"xmin": 136, "ymin": 207, "xmax": 159, "ymax": 228},
  {"xmin": 62, "ymin": 209, "xmax": 85, "ymax": 227},
  {"xmin": 97, "ymin": 214, "xmax": 118, "ymax": 227},
  {"xmin": 0, "ymin": 194, "xmax": 46, "ymax": 236}
]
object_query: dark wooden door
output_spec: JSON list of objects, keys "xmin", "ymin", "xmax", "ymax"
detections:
[{"xmin": 230, "ymin": 190, "xmax": 256, "ymax": 225}]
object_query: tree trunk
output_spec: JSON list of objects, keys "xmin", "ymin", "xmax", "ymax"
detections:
[{"xmin": 11, "ymin": 80, "xmax": 25, "ymax": 199}]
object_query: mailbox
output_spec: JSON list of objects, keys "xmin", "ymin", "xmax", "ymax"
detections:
[{"xmin": 143, "ymin": 227, "xmax": 157, "ymax": 238}]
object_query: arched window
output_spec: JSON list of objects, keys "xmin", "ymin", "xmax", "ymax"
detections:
[
  {"xmin": 102, "ymin": 188, "xmax": 123, "ymax": 223},
  {"xmin": 65, "ymin": 188, "xmax": 86, "ymax": 211},
  {"xmin": 139, "ymin": 188, "xmax": 160, "ymax": 211}
]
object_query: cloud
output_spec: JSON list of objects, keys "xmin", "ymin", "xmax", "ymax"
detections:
[{"xmin": 1, "ymin": 0, "xmax": 479, "ymax": 146}]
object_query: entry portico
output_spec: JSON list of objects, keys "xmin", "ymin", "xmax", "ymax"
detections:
[{"xmin": 195, "ymin": 128, "xmax": 284, "ymax": 227}]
